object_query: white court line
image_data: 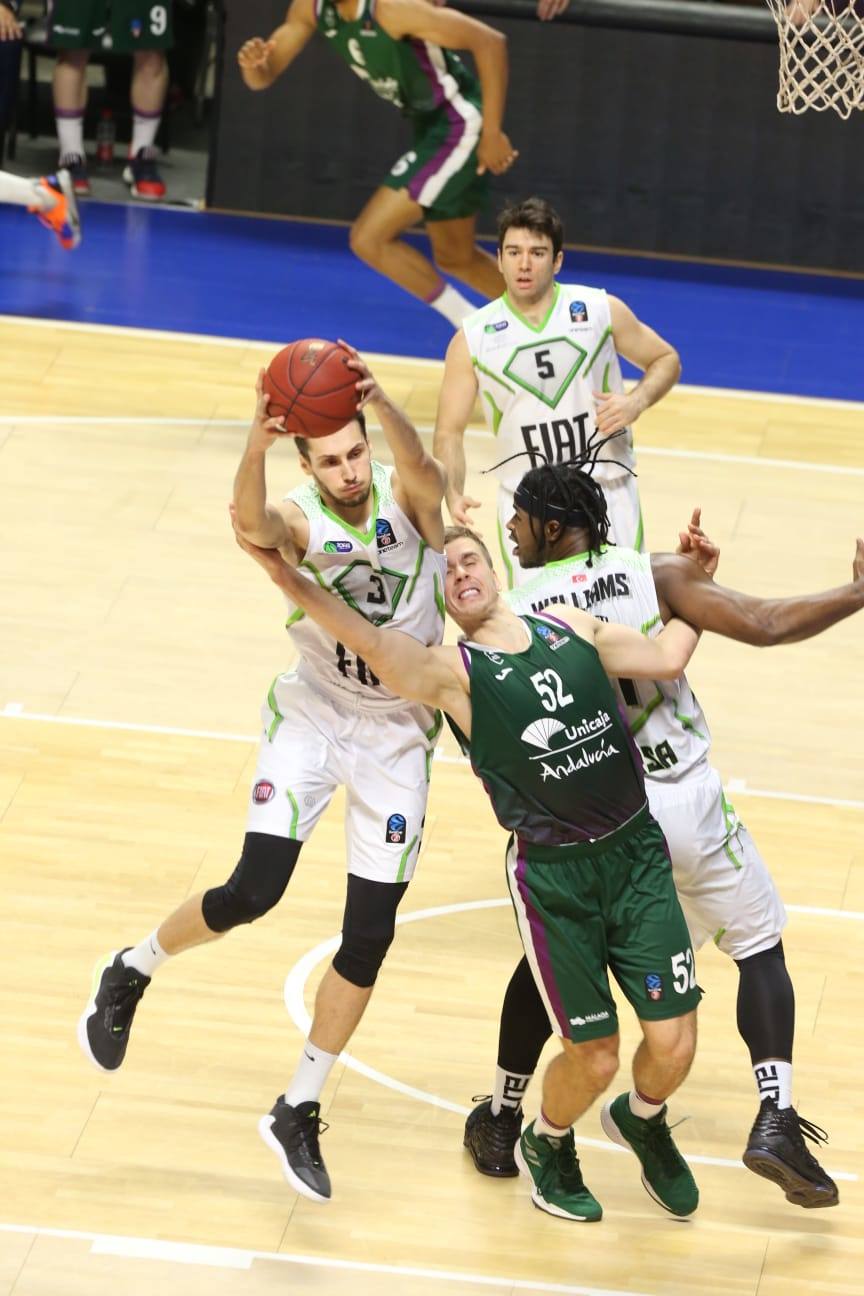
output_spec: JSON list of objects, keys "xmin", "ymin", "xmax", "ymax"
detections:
[
  {"xmin": 2, "ymin": 706, "xmax": 863, "ymax": 814},
  {"xmin": 4, "ymin": 313, "xmax": 864, "ymax": 409},
  {"xmin": 0, "ymin": 1222, "xmax": 656, "ymax": 1295},
  {"xmin": 1, "ymin": 412, "xmax": 862, "ymax": 477},
  {"xmin": 283, "ymin": 909, "xmax": 857, "ymax": 1181}
]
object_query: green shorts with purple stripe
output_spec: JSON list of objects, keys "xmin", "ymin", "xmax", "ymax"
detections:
[
  {"xmin": 384, "ymin": 106, "xmax": 489, "ymax": 222},
  {"xmin": 506, "ymin": 804, "xmax": 702, "ymax": 1042},
  {"xmin": 49, "ymin": 0, "xmax": 173, "ymax": 51}
]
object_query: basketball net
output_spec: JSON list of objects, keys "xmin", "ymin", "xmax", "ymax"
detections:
[{"xmin": 765, "ymin": 0, "xmax": 864, "ymax": 117}]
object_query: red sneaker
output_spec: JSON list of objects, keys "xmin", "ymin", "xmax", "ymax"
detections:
[{"xmin": 123, "ymin": 147, "xmax": 166, "ymax": 201}]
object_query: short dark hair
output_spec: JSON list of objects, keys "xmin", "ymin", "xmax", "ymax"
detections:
[
  {"xmin": 496, "ymin": 197, "xmax": 564, "ymax": 258},
  {"xmin": 295, "ymin": 409, "xmax": 368, "ymax": 460},
  {"xmin": 444, "ymin": 525, "xmax": 494, "ymax": 569}
]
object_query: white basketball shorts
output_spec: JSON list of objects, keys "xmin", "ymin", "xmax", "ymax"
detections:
[
  {"xmin": 647, "ymin": 764, "xmax": 787, "ymax": 961},
  {"xmin": 245, "ymin": 669, "xmax": 440, "ymax": 884}
]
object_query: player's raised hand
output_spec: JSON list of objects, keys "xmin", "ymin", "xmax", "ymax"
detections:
[
  {"xmin": 448, "ymin": 493, "xmax": 482, "ymax": 529},
  {"xmin": 237, "ymin": 37, "xmax": 276, "ymax": 87},
  {"xmin": 339, "ymin": 338, "xmax": 385, "ymax": 409},
  {"xmin": 477, "ymin": 129, "xmax": 519, "ymax": 176},
  {"xmin": 593, "ymin": 390, "xmax": 641, "ymax": 436},
  {"xmin": 536, "ymin": 0, "xmax": 570, "ymax": 19},
  {"xmin": 248, "ymin": 369, "xmax": 288, "ymax": 445},
  {"xmin": 677, "ymin": 507, "xmax": 720, "ymax": 577}
]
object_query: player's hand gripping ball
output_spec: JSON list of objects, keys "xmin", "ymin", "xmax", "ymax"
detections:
[{"xmin": 263, "ymin": 339, "xmax": 360, "ymax": 438}]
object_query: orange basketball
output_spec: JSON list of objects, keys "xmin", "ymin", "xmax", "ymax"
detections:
[{"xmin": 263, "ymin": 339, "xmax": 360, "ymax": 438}]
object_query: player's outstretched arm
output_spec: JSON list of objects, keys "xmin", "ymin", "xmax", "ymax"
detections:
[
  {"xmin": 594, "ymin": 296, "xmax": 681, "ymax": 438},
  {"xmin": 234, "ymin": 528, "xmax": 469, "ymax": 718},
  {"xmin": 652, "ymin": 539, "xmax": 864, "ymax": 646},
  {"xmin": 237, "ymin": 0, "xmax": 317, "ymax": 90},
  {"xmin": 232, "ymin": 373, "xmax": 299, "ymax": 558},
  {"xmin": 554, "ymin": 607, "xmax": 699, "ymax": 680},
  {"xmin": 377, "ymin": 0, "xmax": 517, "ymax": 175},
  {"xmin": 341, "ymin": 342, "xmax": 445, "ymax": 546},
  {"xmin": 433, "ymin": 330, "xmax": 483, "ymax": 527}
]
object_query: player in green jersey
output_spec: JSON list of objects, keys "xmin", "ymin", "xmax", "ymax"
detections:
[
  {"xmin": 238, "ymin": 0, "xmax": 517, "ymax": 327},
  {"xmin": 232, "ymin": 513, "xmax": 705, "ymax": 1222}
]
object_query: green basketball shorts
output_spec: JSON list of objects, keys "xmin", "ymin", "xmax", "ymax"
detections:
[
  {"xmin": 384, "ymin": 102, "xmax": 489, "ymax": 222},
  {"xmin": 506, "ymin": 804, "xmax": 702, "ymax": 1042},
  {"xmin": 49, "ymin": 0, "xmax": 174, "ymax": 52}
]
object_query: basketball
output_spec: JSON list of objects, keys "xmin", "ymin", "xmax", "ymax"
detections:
[{"xmin": 263, "ymin": 339, "xmax": 360, "ymax": 438}]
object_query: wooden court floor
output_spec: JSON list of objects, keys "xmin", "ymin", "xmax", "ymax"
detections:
[{"xmin": 0, "ymin": 318, "xmax": 862, "ymax": 1296}]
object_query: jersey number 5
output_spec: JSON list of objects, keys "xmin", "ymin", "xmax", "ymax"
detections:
[{"xmin": 530, "ymin": 669, "xmax": 574, "ymax": 713}]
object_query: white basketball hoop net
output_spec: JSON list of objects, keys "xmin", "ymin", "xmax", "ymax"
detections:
[{"xmin": 765, "ymin": 0, "xmax": 864, "ymax": 117}]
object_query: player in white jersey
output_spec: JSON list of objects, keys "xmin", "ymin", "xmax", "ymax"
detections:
[
  {"xmin": 77, "ymin": 350, "xmax": 447, "ymax": 1204},
  {"xmin": 463, "ymin": 461, "xmax": 864, "ymax": 1209},
  {"xmin": 433, "ymin": 196, "xmax": 681, "ymax": 586}
]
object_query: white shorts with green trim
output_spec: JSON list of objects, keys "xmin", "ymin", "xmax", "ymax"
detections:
[
  {"xmin": 496, "ymin": 473, "xmax": 645, "ymax": 590},
  {"xmin": 245, "ymin": 669, "xmax": 438, "ymax": 883},
  {"xmin": 647, "ymin": 763, "xmax": 787, "ymax": 961}
]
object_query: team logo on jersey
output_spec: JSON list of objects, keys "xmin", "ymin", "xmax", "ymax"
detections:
[
  {"xmin": 130, "ymin": 18, "xmax": 142, "ymax": 37},
  {"xmin": 386, "ymin": 812, "xmax": 407, "ymax": 844},
  {"xmin": 569, "ymin": 300, "xmax": 589, "ymax": 322},
  {"xmin": 571, "ymin": 572, "xmax": 588, "ymax": 584},
  {"xmin": 324, "ymin": 540, "xmax": 353, "ymax": 554},
  {"xmin": 535, "ymin": 623, "xmax": 569, "ymax": 650},
  {"xmin": 645, "ymin": 973, "xmax": 664, "ymax": 1001},
  {"xmin": 252, "ymin": 780, "xmax": 275, "ymax": 805},
  {"xmin": 375, "ymin": 518, "xmax": 401, "ymax": 550},
  {"xmin": 484, "ymin": 319, "xmax": 509, "ymax": 333}
]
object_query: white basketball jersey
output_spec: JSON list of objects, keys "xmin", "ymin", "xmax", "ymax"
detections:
[
  {"xmin": 284, "ymin": 461, "xmax": 447, "ymax": 708},
  {"xmin": 507, "ymin": 547, "xmax": 711, "ymax": 783},
  {"xmin": 463, "ymin": 284, "xmax": 635, "ymax": 493}
]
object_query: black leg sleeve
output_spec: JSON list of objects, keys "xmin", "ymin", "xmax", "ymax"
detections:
[
  {"xmin": 735, "ymin": 940, "xmax": 795, "ymax": 1064},
  {"xmin": 497, "ymin": 955, "xmax": 554, "ymax": 1076}
]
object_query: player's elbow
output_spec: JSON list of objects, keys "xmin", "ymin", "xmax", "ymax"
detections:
[{"xmin": 472, "ymin": 26, "xmax": 507, "ymax": 59}]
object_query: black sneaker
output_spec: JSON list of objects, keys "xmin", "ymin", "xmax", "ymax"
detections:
[
  {"xmin": 463, "ymin": 1096, "xmax": 522, "ymax": 1177},
  {"xmin": 59, "ymin": 152, "xmax": 91, "ymax": 198},
  {"xmin": 77, "ymin": 949, "xmax": 150, "ymax": 1071},
  {"xmin": 743, "ymin": 1097, "xmax": 839, "ymax": 1208},
  {"xmin": 258, "ymin": 1097, "xmax": 331, "ymax": 1202},
  {"xmin": 122, "ymin": 147, "xmax": 166, "ymax": 201}
]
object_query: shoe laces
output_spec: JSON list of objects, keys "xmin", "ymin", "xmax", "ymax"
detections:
[
  {"xmin": 537, "ymin": 1130, "xmax": 585, "ymax": 1196},
  {"xmin": 104, "ymin": 973, "xmax": 147, "ymax": 1030},
  {"xmin": 289, "ymin": 1108, "xmax": 330, "ymax": 1166},
  {"xmin": 641, "ymin": 1113, "xmax": 687, "ymax": 1177},
  {"xmin": 133, "ymin": 147, "xmax": 161, "ymax": 178},
  {"xmin": 761, "ymin": 1100, "xmax": 829, "ymax": 1165}
]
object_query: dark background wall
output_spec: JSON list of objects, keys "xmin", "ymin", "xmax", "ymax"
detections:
[{"xmin": 208, "ymin": 0, "xmax": 864, "ymax": 272}]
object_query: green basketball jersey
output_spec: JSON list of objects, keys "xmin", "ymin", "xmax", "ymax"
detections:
[
  {"xmin": 454, "ymin": 615, "xmax": 647, "ymax": 846},
  {"xmin": 315, "ymin": 0, "xmax": 480, "ymax": 116}
]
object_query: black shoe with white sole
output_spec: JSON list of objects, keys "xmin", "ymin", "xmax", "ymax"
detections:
[
  {"xmin": 77, "ymin": 949, "xmax": 150, "ymax": 1071},
  {"xmin": 258, "ymin": 1097, "xmax": 331, "ymax": 1202}
]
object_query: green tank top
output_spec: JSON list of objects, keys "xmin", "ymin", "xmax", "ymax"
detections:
[
  {"xmin": 454, "ymin": 615, "xmax": 647, "ymax": 846},
  {"xmin": 316, "ymin": 0, "xmax": 481, "ymax": 116}
]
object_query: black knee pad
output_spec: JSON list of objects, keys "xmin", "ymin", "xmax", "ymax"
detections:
[
  {"xmin": 202, "ymin": 832, "xmax": 301, "ymax": 933},
  {"xmin": 332, "ymin": 874, "xmax": 408, "ymax": 988}
]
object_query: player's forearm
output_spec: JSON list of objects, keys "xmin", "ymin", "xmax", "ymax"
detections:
[
  {"xmin": 471, "ymin": 30, "xmax": 508, "ymax": 133},
  {"xmin": 628, "ymin": 350, "xmax": 681, "ymax": 417},
  {"xmin": 433, "ymin": 428, "xmax": 468, "ymax": 503},
  {"xmin": 233, "ymin": 447, "xmax": 282, "ymax": 545},
  {"xmin": 734, "ymin": 585, "xmax": 864, "ymax": 646},
  {"xmin": 649, "ymin": 618, "xmax": 700, "ymax": 678},
  {"xmin": 371, "ymin": 394, "xmax": 444, "ymax": 501}
]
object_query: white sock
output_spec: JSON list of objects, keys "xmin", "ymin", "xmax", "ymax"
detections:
[
  {"xmin": 0, "ymin": 172, "xmax": 50, "ymax": 210},
  {"xmin": 122, "ymin": 929, "xmax": 169, "ymax": 978},
  {"xmin": 427, "ymin": 282, "xmax": 475, "ymax": 326},
  {"xmin": 628, "ymin": 1088, "xmax": 665, "ymax": 1120},
  {"xmin": 533, "ymin": 1109, "xmax": 571, "ymax": 1140},
  {"xmin": 754, "ymin": 1059, "xmax": 793, "ymax": 1109},
  {"xmin": 284, "ymin": 1040, "xmax": 339, "ymax": 1107},
  {"xmin": 491, "ymin": 1065, "xmax": 531, "ymax": 1116},
  {"xmin": 56, "ymin": 112, "xmax": 85, "ymax": 162},
  {"xmin": 130, "ymin": 110, "xmax": 161, "ymax": 157}
]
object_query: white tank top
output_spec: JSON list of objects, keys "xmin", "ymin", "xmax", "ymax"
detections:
[
  {"xmin": 462, "ymin": 283, "xmax": 635, "ymax": 493},
  {"xmin": 284, "ymin": 461, "xmax": 447, "ymax": 709},
  {"xmin": 507, "ymin": 546, "xmax": 710, "ymax": 783}
]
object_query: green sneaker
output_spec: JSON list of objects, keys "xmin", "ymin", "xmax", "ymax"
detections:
[
  {"xmin": 601, "ymin": 1093, "xmax": 699, "ymax": 1217},
  {"xmin": 514, "ymin": 1120, "xmax": 603, "ymax": 1221}
]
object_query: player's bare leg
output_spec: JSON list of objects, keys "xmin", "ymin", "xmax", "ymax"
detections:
[
  {"xmin": 308, "ymin": 964, "xmax": 373, "ymax": 1055},
  {"xmin": 125, "ymin": 50, "xmax": 169, "ymax": 200},
  {"xmin": 157, "ymin": 891, "xmax": 222, "ymax": 953},
  {"xmin": 541, "ymin": 1035, "xmax": 619, "ymax": 1128},
  {"xmin": 600, "ymin": 1011, "xmax": 699, "ymax": 1216},
  {"xmin": 349, "ymin": 187, "xmax": 477, "ymax": 324},
  {"xmin": 427, "ymin": 214, "xmax": 504, "ymax": 298},
  {"xmin": 53, "ymin": 50, "xmax": 90, "ymax": 192}
]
